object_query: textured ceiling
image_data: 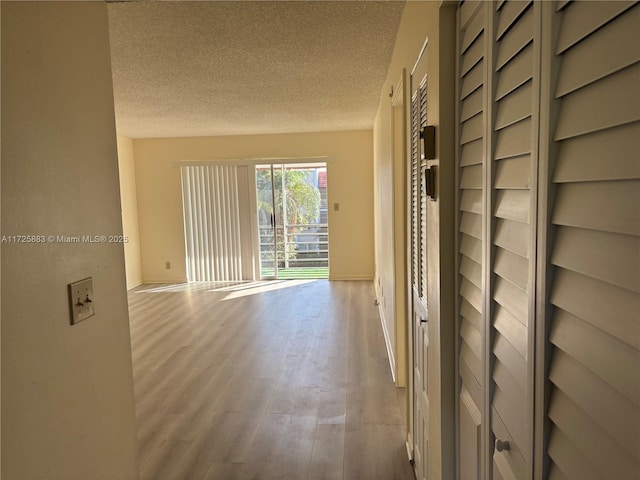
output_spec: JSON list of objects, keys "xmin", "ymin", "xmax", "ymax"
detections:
[{"xmin": 107, "ymin": 1, "xmax": 405, "ymax": 138}]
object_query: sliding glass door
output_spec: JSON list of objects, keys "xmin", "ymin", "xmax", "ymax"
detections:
[{"xmin": 256, "ymin": 163, "xmax": 329, "ymax": 279}]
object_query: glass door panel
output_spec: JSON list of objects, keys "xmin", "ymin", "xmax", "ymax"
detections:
[
  {"xmin": 255, "ymin": 162, "xmax": 329, "ymax": 280},
  {"xmin": 256, "ymin": 165, "xmax": 277, "ymax": 278}
]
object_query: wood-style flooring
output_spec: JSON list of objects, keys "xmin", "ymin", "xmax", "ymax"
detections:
[{"xmin": 128, "ymin": 280, "xmax": 415, "ymax": 480}]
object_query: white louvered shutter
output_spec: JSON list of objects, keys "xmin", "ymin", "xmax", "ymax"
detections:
[
  {"xmin": 411, "ymin": 90, "xmax": 421, "ymax": 292},
  {"xmin": 457, "ymin": 2, "xmax": 486, "ymax": 479},
  {"xmin": 490, "ymin": 1, "xmax": 538, "ymax": 478},
  {"xmin": 545, "ymin": 2, "xmax": 640, "ymax": 478},
  {"xmin": 457, "ymin": 1, "xmax": 540, "ymax": 477}
]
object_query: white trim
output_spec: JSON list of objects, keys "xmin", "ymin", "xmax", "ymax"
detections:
[
  {"xmin": 411, "ymin": 36, "xmax": 430, "ymax": 77},
  {"xmin": 142, "ymin": 277, "xmax": 188, "ymax": 284},
  {"xmin": 378, "ymin": 302, "xmax": 397, "ymax": 384},
  {"xmin": 172, "ymin": 156, "xmax": 333, "ymax": 168},
  {"xmin": 328, "ymin": 274, "xmax": 373, "ymax": 281}
]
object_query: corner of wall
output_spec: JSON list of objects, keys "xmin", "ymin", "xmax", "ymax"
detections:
[{"xmin": 117, "ymin": 135, "xmax": 143, "ymax": 290}]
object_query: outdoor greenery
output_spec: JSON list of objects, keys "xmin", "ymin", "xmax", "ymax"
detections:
[
  {"xmin": 257, "ymin": 167, "xmax": 322, "ymax": 271},
  {"xmin": 256, "ymin": 168, "xmax": 320, "ymax": 228}
]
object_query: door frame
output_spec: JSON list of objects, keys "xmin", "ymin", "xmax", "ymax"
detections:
[{"xmin": 252, "ymin": 158, "xmax": 331, "ymax": 280}]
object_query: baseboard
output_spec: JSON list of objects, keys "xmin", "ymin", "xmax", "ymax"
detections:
[
  {"xmin": 406, "ymin": 433, "xmax": 414, "ymax": 462},
  {"xmin": 329, "ymin": 274, "xmax": 374, "ymax": 281},
  {"xmin": 126, "ymin": 280, "xmax": 143, "ymax": 291},
  {"xmin": 141, "ymin": 277, "xmax": 188, "ymax": 285},
  {"xmin": 377, "ymin": 302, "xmax": 397, "ymax": 384}
]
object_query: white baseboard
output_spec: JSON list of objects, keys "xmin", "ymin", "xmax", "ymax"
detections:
[
  {"xmin": 377, "ymin": 301, "xmax": 397, "ymax": 384},
  {"xmin": 141, "ymin": 277, "xmax": 188, "ymax": 284},
  {"xmin": 329, "ymin": 274, "xmax": 374, "ymax": 281}
]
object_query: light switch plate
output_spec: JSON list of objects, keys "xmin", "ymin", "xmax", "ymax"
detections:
[{"xmin": 68, "ymin": 277, "xmax": 95, "ymax": 325}]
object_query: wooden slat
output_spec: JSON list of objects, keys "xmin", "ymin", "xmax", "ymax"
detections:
[
  {"xmin": 496, "ymin": 0, "xmax": 532, "ymax": 41},
  {"xmin": 553, "ymin": 122, "xmax": 640, "ymax": 183},
  {"xmin": 555, "ymin": 63, "xmax": 640, "ymax": 140},
  {"xmin": 493, "ymin": 276, "xmax": 528, "ymax": 325},
  {"xmin": 548, "ymin": 463, "xmax": 569, "ymax": 480},
  {"xmin": 551, "ymin": 227, "xmax": 640, "ymax": 293},
  {"xmin": 548, "ymin": 387, "xmax": 639, "ymax": 478},
  {"xmin": 549, "ymin": 364, "xmax": 640, "ymax": 472},
  {"xmin": 495, "ymin": 190, "xmax": 530, "ymax": 223},
  {"xmin": 552, "ymin": 180, "xmax": 640, "ymax": 236},
  {"xmin": 550, "ymin": 309, "xmax": 640, "ymax": 405},
  {"xmin": 461, "ymin": 343, "xmax": 483, "ymax": 386},
  {"xmin": 460, "ymin": 0, "xmax": 483, "ymax": 32},
  {"xmin": 495, "ymin": 43, "xmax": 533, "ymax": 100},
  {"xmin": 550, "ymin": 268, "xmax": 640, "ymax": 350},
  {"xmin": 493, "ymin": 363, "xmax": 527, "ymax": 454},
  {"xmin": 461, "ymin": 31, "xmax": 485, "ymax": 77},
  {"xmin": 494, "ymin": 304, "xmax": 528, "ymax": 359},
  {"xmin": 460, "ymin": 138, "xmax": 484, "ymax": 167},
  {"xmin": 460, "ymin": 276, "xmax": 483, "ymax": 312},
  {"xmin": 461, "ymin": 255, "xmax": 483, "ymax": 288},
  {"xmin": 461, "ymin": 113, "xmax": 484, "ymax": 144},
  {"xmin": 460, "ymin": 386, "xmax": 481, "ymax": 429},
  {"xmin": 549, "ymin": 349, "xmax": 640, "ymax": 460},
  {"xmin": 556, "ymin": 0, "xmax": 637, "ymax": 54},
  {"xmin": 460, "ymin": 189, "xmax": 483, "ymax": 214},
  {"xmin": 461, "ymin": 87, "xmax": 484, "ymax": 122},
  {"xmin": 494, "ymin": 247, "xmax": 529, "ymax": 292},
  {"xmin": 461, "ymin": 298, "xmax": 483, "ymax": 333},
  {"xmin": 547, "ymin": 462, "xmax": 569, "ymax": 480},
  {"xmin": 494, "ymin": 118, "xmax": 532, "ymax": 160},
  {"xmin": 495, "ymin": 81, "xmax": 533, "ymax": 131},
  {"xmin": 462, "ymin": 5, "xmax": 485, "ymax": 54},
  {"xmin": 495, "ymin": 155, "xmax": 531, "ymax": 190},
  {"xmin": 556, "ymin": 6, "xmax": 640, "ymax": 96},
  {"xmin": 494, "ymin": 218, "xmax": 529, "ymax": 258},
  {"xmin": 461, "ymin": 61, "xmax": 484, "ymax": 99},
  {"xmin": 460, "ymin": 211, "xmax": 482, "ymax": 239},
  {"xmin": 493, "ymin": 334, "xmax": 527, "ymax": 393},
  {"xmin": 460, "ymin": 357, "xmax": 483, "ymax": 406},
  {"xmin": 556, "ymin": 0, "xmax": 571, "ymax": 12},
  {"xmin": 460, "ymin": 235, "xmax": 483, "ymax": 270},
  {"xmin": 460, "ymin": 164, "xmax": 483, "ymax": 189},
  {"xmin": 461, "ymin": 318, "xmax": 483, "ymax": 359},
  {"xmin": 547, "ymin": 426, "xmax": 600, "ymax": 480},
  {"xmin": 496, "ymin": 6, "xmax": 534, "ymax": 71}
]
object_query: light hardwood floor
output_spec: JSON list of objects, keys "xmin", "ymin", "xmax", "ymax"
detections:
[{"xmin": 128, "ymin": 280, "xmax": 415, "ymax": 480}]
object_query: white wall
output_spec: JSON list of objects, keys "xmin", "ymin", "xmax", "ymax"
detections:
[
  {"xmin": 1, "ymin": 2, "xmax": 139, "ymax": 478},
  {"xmin": 132, "ymin": 130, "xmax": 375, "ymax": 283},
  {"xmin": 117, "ymin": 135, "xmax": 143, "ymax": 290}
]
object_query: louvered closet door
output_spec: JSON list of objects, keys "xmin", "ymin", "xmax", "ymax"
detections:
[
  {"xmin": 456, "ymin": 2, "xmax": 486, "ymax": 479},
  {"xmin": 411, "ymin": 50, "xmax": 429, "ymax": 480},
  {"xmin": 545, "ymin": 2, "xmax": 640, "ymax": 479},
  {"xmin": 490, "ymin": 1, "xmax": 538, "ymax": 479},
  {"xmin": 457, "ymin": 1, "xmax": 539, "ymax": 477}
]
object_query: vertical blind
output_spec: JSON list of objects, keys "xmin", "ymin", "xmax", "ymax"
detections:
[{"xmin": 181, "ymin": 165, "xmax": 243, "ymax": 282}]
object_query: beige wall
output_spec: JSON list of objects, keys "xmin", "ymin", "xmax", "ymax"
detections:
[
  {"xmin": 1, "ymin": 2, "xmax": 139, "ymax": 478},
  {"xmin": 133, "ymin": 130, "xmax": 374, "ymax": 283},
  {"xmin": 117, "ymin": 136, "xmax": 143, "ymax": 290},
  {"xmin": 372, "ymin": 1, "xmax": 456, "ymax": 478}
]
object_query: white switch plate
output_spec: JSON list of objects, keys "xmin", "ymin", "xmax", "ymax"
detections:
[{"xmin": 68, "ymin": 277, "xmax": 95, "ymax": 325}]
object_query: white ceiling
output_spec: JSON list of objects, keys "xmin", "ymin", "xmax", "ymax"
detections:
[{"xmin": 107, "ymin": 1, "xmax": 406, "ymax": 139}]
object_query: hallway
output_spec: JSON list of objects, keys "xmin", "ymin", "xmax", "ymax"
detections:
[{"xmin": 128, "ymin": 280, "xmax": 414, "ymax": 480}]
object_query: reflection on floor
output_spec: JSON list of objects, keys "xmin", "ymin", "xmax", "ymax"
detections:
[{"xmin": 128, "ymin": 280, "xmax": 414, "ymax": 480}]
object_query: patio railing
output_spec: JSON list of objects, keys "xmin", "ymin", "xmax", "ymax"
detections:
[{"xmin": 259, "ymin": 223, "xmax": 328, "ymax": 272}]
